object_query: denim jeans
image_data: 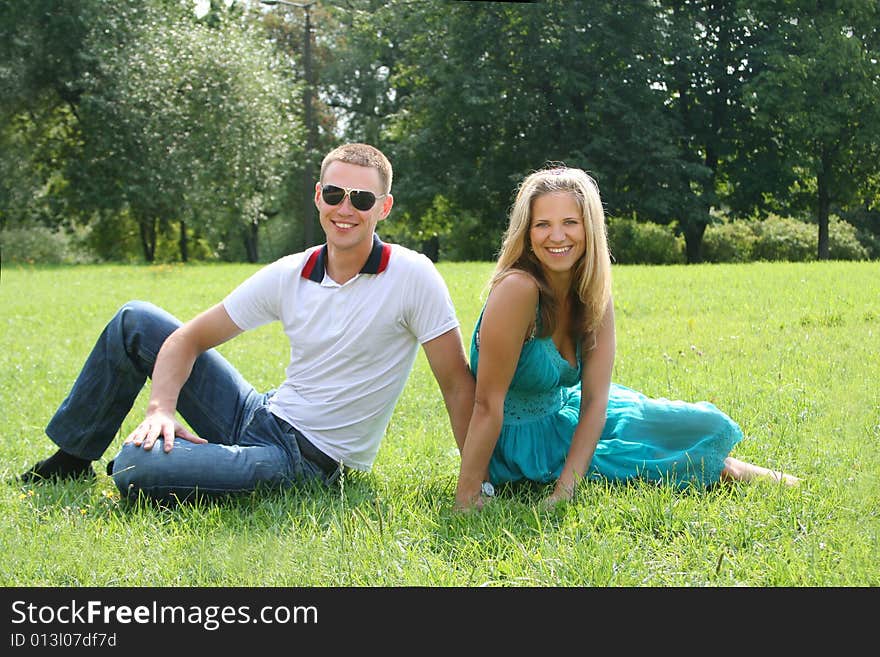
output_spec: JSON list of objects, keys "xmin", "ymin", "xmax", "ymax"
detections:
[{"xmin": 45, "ymin": 300, "xmax": 334, "ymax": 501}]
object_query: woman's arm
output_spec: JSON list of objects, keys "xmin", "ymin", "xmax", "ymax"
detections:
[
  {"xmin": 454, "ymin": 273, "xmax": 538, "ymax": 510},
  {"xmin": 548, "ymin": 298, "xmax": 616, "ymax": 505}
]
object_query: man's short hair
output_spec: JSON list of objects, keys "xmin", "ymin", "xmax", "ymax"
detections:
[{"xmin": 320, "ymin": 143, "xmax": 393, "ymax": 194}]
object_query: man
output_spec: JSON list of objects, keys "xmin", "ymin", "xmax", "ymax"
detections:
[{"xmin": 21, "ymin": 143, "xmax": 475, "ymax": 502}]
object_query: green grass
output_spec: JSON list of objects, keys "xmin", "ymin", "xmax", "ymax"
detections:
[{"xmin": 1, "ymin": 260, "xmax": 878, "ymax": 586}]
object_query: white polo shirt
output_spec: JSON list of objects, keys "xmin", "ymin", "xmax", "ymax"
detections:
[{"xmin": 222, "ymin": 234, "xmax": 458, "ymax": 470}]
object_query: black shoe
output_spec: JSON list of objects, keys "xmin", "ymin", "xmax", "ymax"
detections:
[
  {"xmin": 19, "ymin": 457, "xmax": 96, "ymax": 484},
  {"xmin": 106, "ymin": 459, "xmax": 115, "ymax": 476}
]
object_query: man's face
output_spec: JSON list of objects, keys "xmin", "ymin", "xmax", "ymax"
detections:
[{"xmin": 315, "ymin": 161, "xmax": 393, "ymax": 254}]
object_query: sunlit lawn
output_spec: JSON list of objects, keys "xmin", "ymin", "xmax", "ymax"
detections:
[{"xmin": 1, "ymin": 260, "xmax": 877, "ymax": 586}]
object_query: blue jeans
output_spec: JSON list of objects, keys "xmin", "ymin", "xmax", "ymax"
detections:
[{"xmin": 46, "ymin": 301, "xmax": 334, "ymax": 501}]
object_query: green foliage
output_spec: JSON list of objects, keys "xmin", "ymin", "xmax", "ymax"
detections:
[
  {"xmin": 751, "ymin": 215, "xmax": 869, "ymax": 262},
  {"xmin": 324, "ymin": 0, "xmax": 880, "ymax": 263},
  {"xmin": 0, "ymin": 226, "xmax": 94, "ymax": 265},
  {"xmin": 839, "ymin": 204, "xmax": 880, "ymax": 259},
  {"xmin": 853, "ymin": 228, "xmax": 880, "ymax": 260},
  {"xmin": 656, "ymin": 0, "xmax": 762, "ymax": 261},
  {"xmin": 2, "ymin": 1, "xmax": 878, "ymax": 263},
  {"xmin": 0, "ymin": 0, "xmax": 96, "ymax": 110},
  {"xmin": 705, "ymin": 215, "xmax": 869, "ymax": 263},
  {"xmin": 739, "ymin": 0, "xmax": 880, "ymax": 258},
  {"xmin": 606, "ymin": 217, "xmax": 686, "ymax": 265},
  {"xmin": 702, "ymin": 220, "xmax": 759, "ymax": 263},
  {"xmin": 381, "ymin": 195, "xmax": 501, "ymax": 261},
  {"xmin": 325, "ymin": 1, "xmax": 693, "ymax": 255},
  {"xmin": 0, "ymin": 99, "xmax": 82, "ymax": 233},
  {"xmin": 82, "ymin": 211, "xmax": 142, "ymax": 264},
  {"xmin": 1, "ymin": 0, "xmax": 301, "ymax": 263},
  {"xmin": 746, "ymin": 215, "xmax": 816, "ymax": 262},
  {"xmin": 827, "ymin": 216, "xmax": 871, "ymax": 260},
  {"xmin": 73, "ymin": 2, "xmax": 300, "ymax": 262}
]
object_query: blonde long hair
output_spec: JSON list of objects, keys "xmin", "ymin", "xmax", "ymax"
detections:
[{"xmin": 491, "ymin": 166, "xmax": 612, "ymax": 346}]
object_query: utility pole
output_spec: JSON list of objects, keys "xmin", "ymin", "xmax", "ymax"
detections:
[
  {"xmin": 302, "ymin": 2, "xmax": 316, "ymax": 248},
  {"xmin": 262, "ymin": 0, "xmax": 318, "ymax": 249}
]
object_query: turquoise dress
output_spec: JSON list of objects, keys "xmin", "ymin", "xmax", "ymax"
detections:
[{"xmin": 471, "ymin": 308, "xmax": 743, "ymax": 489}]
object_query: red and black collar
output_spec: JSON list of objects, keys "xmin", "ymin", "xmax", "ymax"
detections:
[{"xmin": 301, "ymin": 233, "xmax": 392, "ymax": 282}]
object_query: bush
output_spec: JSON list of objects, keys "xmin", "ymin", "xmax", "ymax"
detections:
[
  {"xmin": 752, "ymin": 215, "xmax": 817, "ymax": 262},
  {"xmin": 0, "ymin": 226, "xmax": 95, "ymax": 265},
  {"xmin": 853, "ymin": 227, "xmax": 880, "ymax": 259},
  {"xmin": 84, "ymin": 212, "xmax": 143, "ymax": 262},
  {"xmin": 702, "ymin": 220, "xmax": 759, "ymax": 263},
  {"xmin": 606, "ymin": 217, "xmax": 685, "ymax": 265},
  {"xmin": 747, "ymin": 214, "xmax": 869, "ymax": 262},
  {"xmin": 838, "ymin": 205, "xmax": 880, "ymax": 258},
  {"xmin": 828, "ymin": 216, "xmax": 870, "ymax": 260},
  {"xmin": 381, "ymin": 195, "xmax": 501, "ymax": 262}
]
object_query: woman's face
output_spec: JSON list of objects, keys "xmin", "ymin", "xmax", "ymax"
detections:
[{"xmin": 528, "ymin": 191, "xmax": 586, "ymax": 278}]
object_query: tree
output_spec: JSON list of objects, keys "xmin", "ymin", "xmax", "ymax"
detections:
[
  {"xmin": 657, "ymin": 0, "xmax": 762, "ymax": 262},
  {"xmin": 741, "ymin": 0, "xmax": 880, "ymax": 259},
  {"xmin": 0, "ymin": 0, "xmax": 111, "ymax": 234},
  {"xmin": 325, "ymin": 0, "xmax": 690, "ymax": 259},
  {"xmin": 260, "ymin": 0, "xmax": 349, "ymax": 253},
  {"xmin": 2, "ymin": 0, "xmax": 300, "ymax": 262},
  {"xmin": 72, "ymin": 2, "xmax": 300, "ymax": 262}
]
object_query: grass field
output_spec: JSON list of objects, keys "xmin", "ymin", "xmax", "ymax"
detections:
[{"xmin": 1, "ymin": 260, "xmax": 877, "ymax": 586}]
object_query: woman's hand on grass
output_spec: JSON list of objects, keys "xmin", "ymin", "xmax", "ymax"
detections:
[
  {"xmin": 453, "ymin": 478, "xmax": 485, "ymax": 512},
  {"xmin": 543, "ymin": 481, "xmax": 575, "ymax": 509}
]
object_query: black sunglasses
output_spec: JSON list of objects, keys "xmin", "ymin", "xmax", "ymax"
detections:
[{"xmin": 321, "ymin": 184, "xmax": 387, "ymax": 211}]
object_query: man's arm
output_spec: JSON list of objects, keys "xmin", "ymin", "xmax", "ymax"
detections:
[
  {"xmin": 421, "ymin": 327, "xmax": 475, "ymax": 453},
  {"xmin": 125, "ymin": 303, "xmax": 244, "ymax": 452}
]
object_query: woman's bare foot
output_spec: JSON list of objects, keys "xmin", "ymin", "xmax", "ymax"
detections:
[{"xmin": 721, "ymin": 457, "xmax": 801, "ymax": 486}]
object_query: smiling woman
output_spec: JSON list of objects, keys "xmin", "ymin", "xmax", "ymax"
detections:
[
  {"xmin": 528, "ymin": 191, "xmax": 587, "ymax": 288},
  {"xmin": 453, "ymin": 165, "xmax": 800, "ymax": 511}
]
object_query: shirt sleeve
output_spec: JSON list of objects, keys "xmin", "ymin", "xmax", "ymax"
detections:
[
  {"xmin": 222, "ymin": 257, "xmax": 292, "ymax": 331},
  {"xmin": 401, "ymin": 253, "xmax": 460, "ymax": 344}
]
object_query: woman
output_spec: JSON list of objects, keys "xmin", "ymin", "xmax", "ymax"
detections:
[{"xmin": 454, "ymin": 166, "xmax": 799, "ymax": 510}]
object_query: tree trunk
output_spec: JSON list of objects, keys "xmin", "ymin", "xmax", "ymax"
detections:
[
  {"xmin": 421, "ymin": 233, "xmax": 439, "ymax": 262},
  {"xmin": 817, "ymin": 152, "xmax": 831, "ymax": 260},
  {"xmin": 139, "ymin": 218, "xmax": 156, "ymax": 262},
  {"xmin": 179, "ymin": 219, "xmax": 189, "ymax": 263},
  {"xmin": 243, "ymin": 221, "xmax": 259, "ymax": 263},
  {"xmin": 682, "ymin": 218, "xmax": 708, "ymax": 264}
]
